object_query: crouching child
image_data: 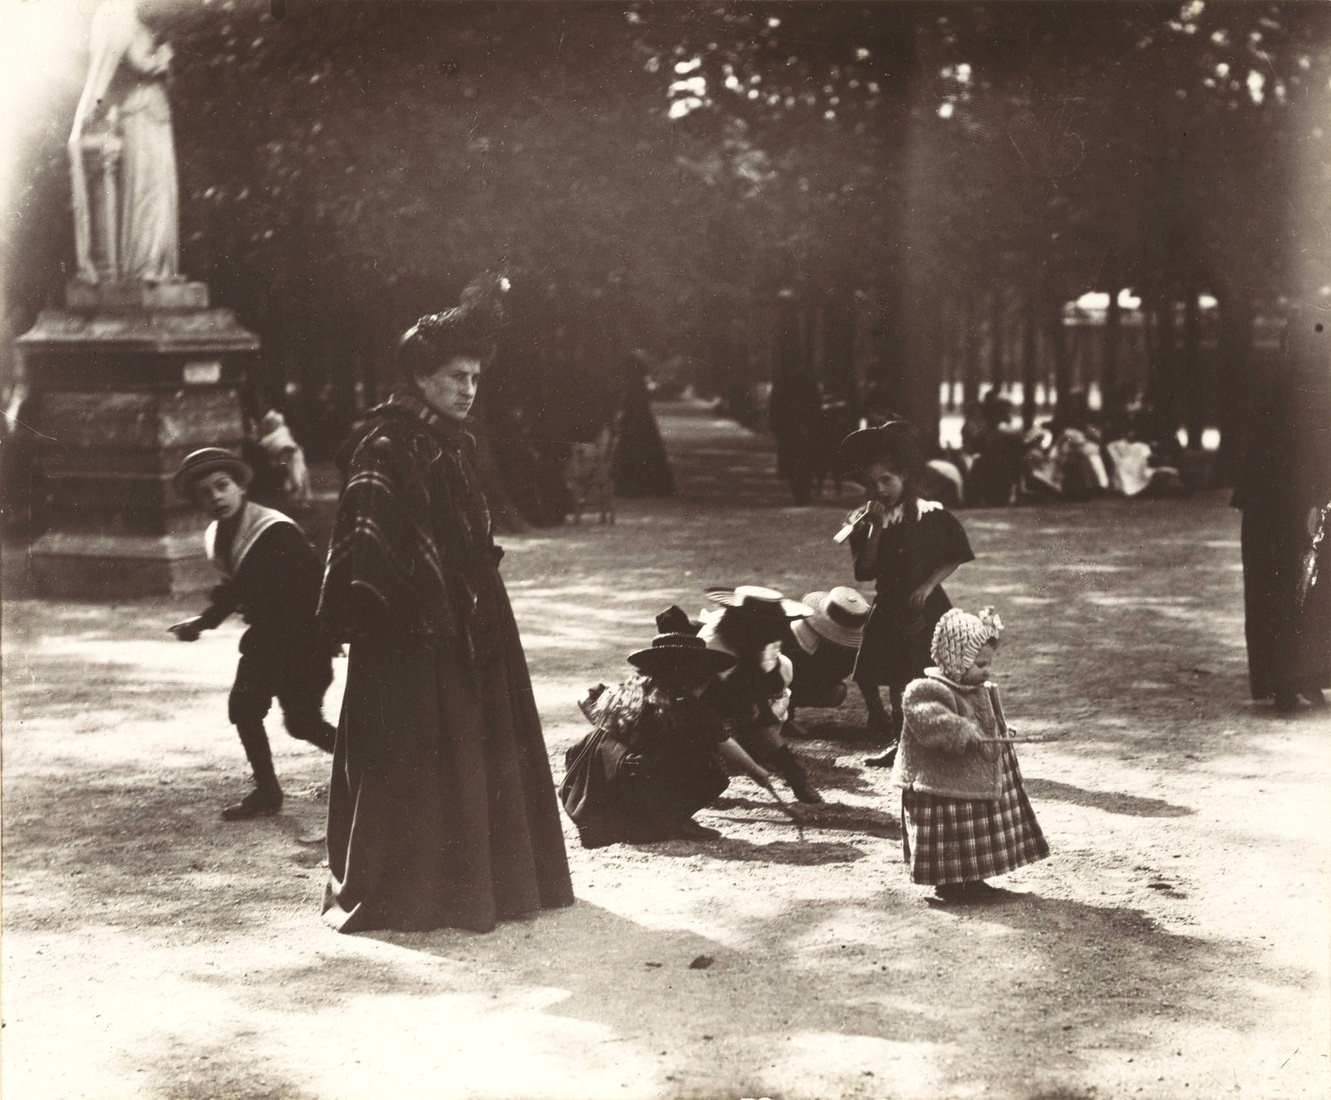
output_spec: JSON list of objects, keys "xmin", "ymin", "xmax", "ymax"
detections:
[
  {"xmin": 168, "ymin": 447, "xmax": 336, "ymax": 820},
  {"xmin": 561, "ymin": 626, "xmax": 777, "ymax": 847}
]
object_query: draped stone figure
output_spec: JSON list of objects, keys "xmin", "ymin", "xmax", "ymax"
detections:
[{"xmin": 68, "ymin": 0, "xmax": 179, "ymax": 283}]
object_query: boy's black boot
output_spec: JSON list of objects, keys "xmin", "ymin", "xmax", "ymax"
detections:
[
  {"xmin": 224, "ymin": 721, "xmax": 284, "ymax": 820},
  {"xmin": 772, "ymin": 746, "xmax": 824, "ymax": 805}
]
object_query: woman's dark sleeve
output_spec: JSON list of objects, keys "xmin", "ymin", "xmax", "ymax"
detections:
[{"xmin": 317, "ymin": 433, "xmax": 414, "ymax": 642}]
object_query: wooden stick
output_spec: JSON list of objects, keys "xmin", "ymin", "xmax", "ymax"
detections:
[
  {"xmin": 975, "ymin": 734, "xmax": 1064, "ymax": 744},
  {"xmin": 762, "ymin": 781, "xmax": 806, "ymax": 841}
]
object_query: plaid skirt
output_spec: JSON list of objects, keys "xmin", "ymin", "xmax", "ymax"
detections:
[{"xmin": 901, "ymin": 746, "xmax": 1049, "ymax": 885}]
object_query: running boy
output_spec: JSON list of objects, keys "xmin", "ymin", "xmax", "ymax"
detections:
[{"xmin": 169, "ymin": 447, "xmax": 335, "ymax": 820}]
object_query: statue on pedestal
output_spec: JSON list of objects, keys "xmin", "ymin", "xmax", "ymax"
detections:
[
  {"xmin": 68, "ymin": 0, "xmax": 179, "ymax": 284},
  {"xmin": 16, "ymin": 0, "xmax": 259, "ymax": 598}
]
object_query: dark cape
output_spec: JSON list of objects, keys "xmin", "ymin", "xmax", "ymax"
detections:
[
  {"xmin": 1232, "ymin": 316, "xmax": 1331, "ymax": 700},
  {"xmin": 317, "ymin": 391, "xmax": 573, "ymax": 933}
]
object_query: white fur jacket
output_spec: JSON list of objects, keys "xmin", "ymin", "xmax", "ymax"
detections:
[{"xmin": 889, "ymin": 669, "xmax": 1011, "ymax": 801}]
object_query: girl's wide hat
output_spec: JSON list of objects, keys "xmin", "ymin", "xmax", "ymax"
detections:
[
  {"xmin": 836, "ymin": 419, "xmax": 918, "ymax": 472},
  {"xmin": 704, "ymin": 585, "xmax": 812, "ymax": 623},
  {"xmin": 172, "ymin": 447, "xmax": 252, "ymax": 501},
  {"xmin": 791, "ymin": 586, "xmax": 871, "ymax": 650},
  {"xmin": 628, "ymin": 633, "xmax": 736, "ymax": 678}
]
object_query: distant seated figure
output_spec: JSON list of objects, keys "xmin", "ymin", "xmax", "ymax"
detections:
[
  {"xmin": 256, "ymin": 410, "xmax": 312, "ymax": 505},
  {"xmin": 1104, "ymin": 437, "xmax": 1184, "ymax": 498},
  {"xmin": 966, "ymin": 394, "xmax": 1023, "ymax": 506},
  {"xmin": 1019, "ymin": 427, "xmax": 1061, "ymax": 498},
  {"xmin": 1047, "ymin": 390, "xmax": 1109, "ymax": 500},
  {"xmin": 921, "ymin": 457, "xmax": 965, "ymax": 508},
  {"xmin": 560, "ymin": 630, "xmax": 775, "ymax": 848},
  {"xmin": 783, "ymin": 587, "xmax": 872, "ymax": 715}
]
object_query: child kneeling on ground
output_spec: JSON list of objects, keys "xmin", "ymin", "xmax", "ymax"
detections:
[
  {"xmin": 891, "ymin": 606, "xmax": 1049, "ymax": 902},
  {"xmin": 168, "ymin": 447, "xmax": 336, "ymax": 820},
  {"xmin": 560, "ymin": 625, "xmax": 776, "ymax": 847}
]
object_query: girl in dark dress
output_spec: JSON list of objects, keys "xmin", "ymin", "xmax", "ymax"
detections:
[
  {"xmin": 837, "ymin": 421, "xmax": 975, "ymax": 766},
  {"xmin": 317, "ymin": 279, "xmax": 574, "ymax": 933}
]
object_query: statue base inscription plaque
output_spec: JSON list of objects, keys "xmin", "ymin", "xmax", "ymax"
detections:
[{"xmin": 17, "ymin": 278, "xmax": 259, "ymax": 598}]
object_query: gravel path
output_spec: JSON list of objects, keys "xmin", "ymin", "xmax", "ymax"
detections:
[{"xmin": 3, "ymin": 399, "xmax": 1328, "ymax": 1099}]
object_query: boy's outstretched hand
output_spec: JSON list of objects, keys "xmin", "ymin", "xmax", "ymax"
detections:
[{"xmin": 168, "ymin": 617, "xmax": 204, "ymax": 642}]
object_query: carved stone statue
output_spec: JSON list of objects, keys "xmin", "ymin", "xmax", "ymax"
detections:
[{"xmin": 68, "ymin": 0, "xmax": 179, "ymax": 283}]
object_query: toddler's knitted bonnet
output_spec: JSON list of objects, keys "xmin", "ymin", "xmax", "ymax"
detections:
[{"xmin": 931, "ymin": 606, "xmax": 1003, "ymax": 680}]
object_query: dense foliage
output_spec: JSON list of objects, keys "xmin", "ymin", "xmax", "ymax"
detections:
[{"xmin": 4, "ymin": 1, "xmax": 1328, "ymax": 458}]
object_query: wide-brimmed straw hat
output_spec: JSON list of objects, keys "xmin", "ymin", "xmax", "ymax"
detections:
[
  {"xmin": 704, "ymin": 585, "xmax": 811, "ymax": 622},
  {"xmin": 836, "ymin": 419, "xmax": 919, "ymax": 473},
  {"xmin": 628, "ymin": 632, "xmax": 736, "ymax": 678},
  {"xmin": 172, "ymin": 447, "xmax": 252, "ymax": 501},
  {"xmin": 791, "ymin": 587, "xmax": 871, "ymax": 651}
]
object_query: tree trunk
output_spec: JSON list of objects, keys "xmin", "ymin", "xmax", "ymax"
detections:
[
  {"xmin": 961, "ymin": 295, "xmax": 979, "ymax": 411},
  {"xmin": 1215, "ymin": 290, "xmax": 1253, "ymax": 485},
  {"xmin": 1152, "ymin": 296, "xmax": 1178, "ymax": 438},
  {"xmin": 1182, "ymin": 288, "xmax": 1203, "ymax": 449},
  {"xmin": 988, "ymin": 285, "xmax": 1004, "ymax": 392},
  {"xmin": 1022, "ymin": 279, "xmax": 1039, "ymax": 428},
  {"xmin": 1104, "ymin": 282, "xmax": 1122, "ymax": 413},
  {"xmin": 889, "ymin": 22, "xmax": 943, "ymax": 446},
  {"xmin": 1048, "ymin": 294, "xmax": 1071, "ymax": 421}
]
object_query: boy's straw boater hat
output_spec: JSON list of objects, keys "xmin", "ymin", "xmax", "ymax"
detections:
[
  {"xmin": 836, "ymin": 419, "xmax": 919, "ymax": 473},
  {"xmin": 704, "ymin": 585, "xmax": 812, "ymax": 623},
  {"xmin": 628, "ymin": 633, "xmax": 736, "ymax": 678},
  {"xmin": 172, "ymin": 447, "xmax": 252, "ymax": 501},
  {"xmin": 791, "ymin": 587, "xmax": 871, "ymax": 651}
]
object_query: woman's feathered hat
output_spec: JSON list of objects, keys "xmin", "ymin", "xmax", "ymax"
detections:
[{"xmin": 398, "ymin": 272, "xmax": 511, "ymax": 374}]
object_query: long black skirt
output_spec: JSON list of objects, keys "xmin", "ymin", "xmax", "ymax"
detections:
[
  {"xmin": 1240, "ymin": 507, "xmax": 1331, "ymax": 700},
  {"xmin": 323, "ymin": 594, "xmax": 574, "ymax": 934}
]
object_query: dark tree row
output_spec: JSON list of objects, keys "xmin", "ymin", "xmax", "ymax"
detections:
[{"xmin": 5, "ymin": 2, "xmax": 1327, "ymax": 476}]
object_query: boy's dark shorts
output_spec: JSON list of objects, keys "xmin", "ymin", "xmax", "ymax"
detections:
[{"xmin": 228, "ymin": 630, "xmax": 334, "ymax": 724}]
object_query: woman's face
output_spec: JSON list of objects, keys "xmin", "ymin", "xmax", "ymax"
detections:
[
  {"xmin": 416, "ymin": 357, "xmax": 482, "ymax": 422},
  {"xmin": 864, "ymin": 459, "xmax": 906, "ymax": 506}
]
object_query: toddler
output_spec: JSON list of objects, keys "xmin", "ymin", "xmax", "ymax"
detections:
[{"xmin": 891, "ymin": 606, "xmax": 1049, "ymax": 902}]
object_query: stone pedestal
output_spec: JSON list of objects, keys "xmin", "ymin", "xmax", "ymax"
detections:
[{"xmin": 16, "ymin": 279, "xmax": 259, "ymax": 598}]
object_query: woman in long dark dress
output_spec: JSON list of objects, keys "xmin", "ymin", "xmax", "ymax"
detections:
[
  {"xmin": 318, "ymin": 284, "xmax": 574, "ymax": 932},
  {"xmin": 1233, "ymin": 309, "xmax": 1331, "ymax": 713}
]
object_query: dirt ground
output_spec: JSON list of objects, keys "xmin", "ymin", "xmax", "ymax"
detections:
[{"xmin": 3, "ymin": 399, "xmax": 1329, "ymax": 1100}]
